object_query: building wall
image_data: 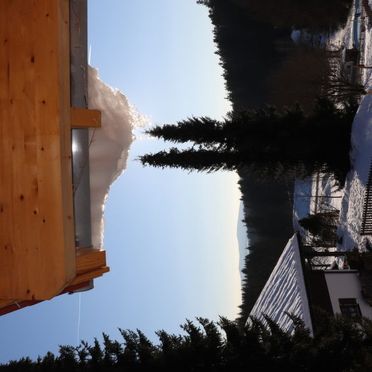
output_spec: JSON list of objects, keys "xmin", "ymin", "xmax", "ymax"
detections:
[
  {"xmin": 0, "ymin": 0, "xmax": 76, "ymax": 300},
  {"xmin": 324, "ymin": 271, "xmax": 372, "ymax": 318}
]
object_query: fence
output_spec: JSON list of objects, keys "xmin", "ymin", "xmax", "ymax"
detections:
[{"xmin": 361, "ymin": 162, "xmax": 372, "ymax": 235}]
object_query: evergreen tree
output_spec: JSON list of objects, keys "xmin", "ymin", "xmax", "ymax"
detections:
[
  {"xmin": 299, "ymin": 211, "xmax": 339, "ymax": 246},
  {"xmin": 141, "ymin": 99, "xmax": 356, "ymax": 183},
  {"xmin": 147, "ymin": 117, "xmax": 225, "ymax": 149},
  {"xmin": 218, "ymin": 0, "xmax": 352, "ymax": 33},
  {"xmin": 140, "ymin": 147, "xmax": 240, "ymax": 173},
  {"xmin": 3, "ymin": 315, "xmax": 372, "ymax": 371}
]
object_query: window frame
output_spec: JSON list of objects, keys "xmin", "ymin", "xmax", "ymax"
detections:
[{"xmin": 338, "ymin": 298, "xmax": 362, "ymax": 319}]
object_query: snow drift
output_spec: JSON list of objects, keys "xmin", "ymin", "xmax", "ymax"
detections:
[
  {"xmin": 87, "ymin": 67, "xmax": 142, "ymax": 248},
  {"xmin": 293, "ymin": 3, "xmax": 372, "ymax": 252},
  {"xmin": 339, "ymin": 93, "xmax": 372, "ymax": 251}
]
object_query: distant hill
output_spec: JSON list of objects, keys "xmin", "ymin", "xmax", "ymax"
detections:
[{"xmin": 237, "ymin": 201, "xmax": 249, "ymax": 283}]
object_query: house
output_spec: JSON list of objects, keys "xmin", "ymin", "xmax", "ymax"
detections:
[
  {"xmin": 249, "ymin": 233, "xmax": 372, "ymax": 334},
  {"xmin": 0, "ymin": 0, "xmax": 109, "ymax": 315}
]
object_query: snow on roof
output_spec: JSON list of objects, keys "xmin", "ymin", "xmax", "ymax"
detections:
[
  {"xmin": 248, "ymin": 234, "xmax": 313, "ymax": 334},
  {"xmin": 87, "ymin": 67, "xmax": 143, "ymax": 248}
]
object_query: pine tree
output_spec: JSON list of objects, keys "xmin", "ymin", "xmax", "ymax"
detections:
[
  {"xmin": 141, "ymin": 99, "xmax": 356, "ymax": 183},
  {"xmin": 140, "ymin": 147, "xmax": 240, "ymax": 173},
  {"xmin": 2, "ymin": 315, "xmax": 372, "ymax": 371},
  {"xmin": 299, "ymin": 211, "xmax": 339, "ymax": 245}
]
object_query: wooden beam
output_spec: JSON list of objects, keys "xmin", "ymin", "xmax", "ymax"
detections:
[
  {"xmin": 0, "ymin": 280, "xmax": 93, "ymax": 316},
  {"xmin": 0, "ymin": 247, "xmax": 109, "ymax": 312},
  {"xmin": 69, "ymin": 266, "xmax": 110, "ymax": 287},
  {"xmin": 0, "ymin": 299, "xmax": 16, "ymax": 309},
  {"xmin": 76, "ymin": 248, "xmax": 107, "ymax": 274},
  {"xmin": 71, "ymin": 107, "xmax": 101, "ymax": 128},
  {"xmin": 62, "ymin": 281, "xmax": 92, "ymax": 294},
  {"xmin": 0, "ymin": 300, "xmax": 42, "ymax": 316}
]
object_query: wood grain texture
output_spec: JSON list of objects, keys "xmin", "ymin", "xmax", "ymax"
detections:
[
  {"xmin": 76, "ymin": 248, "xmax": 107, "ymax": 274},
  {"xmin": 0, "ymin": 299, "xmax": 16, "ymax": 309},
  {"xmin": 0, "ymin": 0, "xmax": 75, "ymax": 300},
  {"xmin": 69, "ymin": 267, "xmax": 110, "ymax": 287},
  {"xmin": 71, "ymin": 108, "xmax": 101, "ymax": 128}
]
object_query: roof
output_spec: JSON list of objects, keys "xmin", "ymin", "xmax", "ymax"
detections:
[{"xmin": 248, "ymin": 234, "xmax": 313, "ymax": 334}]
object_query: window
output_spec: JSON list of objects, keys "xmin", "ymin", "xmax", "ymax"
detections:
[{"xmin": 339, "ymin": 298, "xmax": 362, "ymax": 319}]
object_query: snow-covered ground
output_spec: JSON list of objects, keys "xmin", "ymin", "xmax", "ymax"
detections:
[
  {"xmin": 294, "ymin": 0, "xmax": 372, "ymax": 253},
  {"xmin": 339, "ymin": 93, "xmax": 372, "ymax": 251},
  {"xmin": 293, "ymin": 174, "xmax": 343, "ymax": 234}
]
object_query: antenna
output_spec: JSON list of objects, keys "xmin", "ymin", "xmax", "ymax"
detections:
[{"xmin": 76, "ymin": 293, "xmax": 82, "ymax": 345}]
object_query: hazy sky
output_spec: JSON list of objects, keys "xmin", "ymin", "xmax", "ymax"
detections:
[{"xmin": 0, "ymin": 0, "xmax": 242, "ymax": 362}]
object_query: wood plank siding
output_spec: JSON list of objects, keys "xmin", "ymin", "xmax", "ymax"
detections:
[{"xmin": 0, "ymin": 0, "xmax": 75, "ymax": 300}]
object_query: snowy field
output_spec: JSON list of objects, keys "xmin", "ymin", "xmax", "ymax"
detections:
[
  {"xmin": 294, "ymin": 0, "xmax": 372, "ymax": 253},
  {"xmin": 339, "ymin": 93, "xmax": 372, "ymax": 251}
]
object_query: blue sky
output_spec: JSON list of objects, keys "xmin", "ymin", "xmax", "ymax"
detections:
[{"xmin": 0, "ymin": 0, "xmax": 242, "ymax": 362}]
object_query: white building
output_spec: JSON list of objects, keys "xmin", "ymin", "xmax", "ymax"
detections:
[{"xmin": 249, "ymin": 234, "xmax": 372, "ymax": 333}]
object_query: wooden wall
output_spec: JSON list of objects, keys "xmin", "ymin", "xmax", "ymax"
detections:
[{"xmin": 0, "ymin": 0, "xmax": 76, "ymax": 300}]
